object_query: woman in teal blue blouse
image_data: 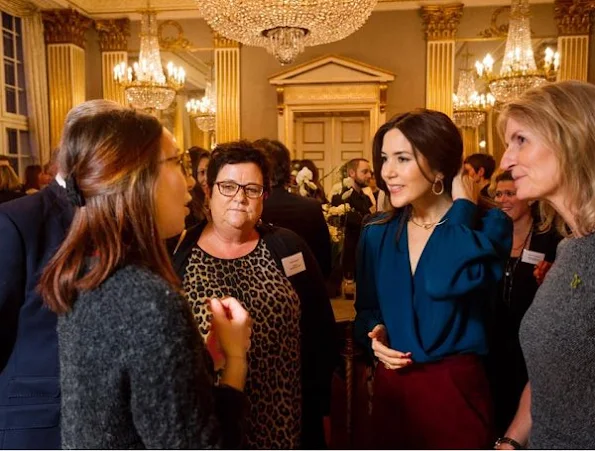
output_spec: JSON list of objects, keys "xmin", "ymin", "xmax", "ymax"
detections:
[{"xmin": 355, "ymin": 109, "xmax": 512, "ymax": 449}]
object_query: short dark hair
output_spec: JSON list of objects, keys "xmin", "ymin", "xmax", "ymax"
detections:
[
  {"xmin": 346, "ymin": 158, "xmax": 368, "ymax": 174},
  {"xmin": 253, "ymin": 138, "xmax": 290, "ymax": 188},
  {"xmin": 207, "ymin": 140, "xmax": 271, "ymax": 195},
  {"xmin": 464, "ymin": 153, "xmax": 496, "ymax": 180}
]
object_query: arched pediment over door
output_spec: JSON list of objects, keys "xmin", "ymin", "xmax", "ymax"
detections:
[{"xmin": 269, "ymin": 54, "xmax": 395, "ymax": 147}]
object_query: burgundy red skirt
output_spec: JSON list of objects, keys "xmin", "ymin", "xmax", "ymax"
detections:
[{"xmin": 371, "ymin": 354, "xmax": 493, "ymax": 449}]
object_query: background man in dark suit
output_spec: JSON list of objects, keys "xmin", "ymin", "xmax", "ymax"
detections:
[
  {"xmin": 0, "ymin": 100, "xmax": 123, "ymax": 449},
  {"xmin": 256, "ymin": 138, "xmax": 332, "ymax": 280}
]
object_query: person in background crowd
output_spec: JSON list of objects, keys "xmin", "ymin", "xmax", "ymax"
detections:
[
  {"xmin": 356, "ymin": 109, "xmax": 511, "ymax": 449},
  {"xmin": 256, "ymin": 138, "xmax": 332, "ymax": 280},
  {"xmin": 486, "ymin": 170, "xmax": 561, "ymax": 438},
  {"xmin": 496, "ymin": 80, "xmax": 595, "ymax": 450},
  {"xmin": 0, "ymin": 100, "xmax": 121, "ymax": 450},
  {"xmin": 0, "ymin": 156, "xmax": 24, "ymax": 204},
  {"xmin": 37, "ymin": 107, "xmax": 251, "ymax": 449},
  {"xmin": 186, "ymin": 146, "xmax": 210, "ymax": 226},
  {"xmin": 23, "ymin": 165, "xmax": 43, "ymax": 194},
  {"xmin": 41, "ymin": 149, "xmax": 60, "ymax": 188},
  {"xmin": 368, "ymin": 172, "xmax": 380, "ymax": 203},
  {"xmin": 172, "ymin": 141, "xmax": 337, "ymax": 449},
  {"xmin": 289, "ymin": 159, "xmax": 302, "ymax": 194},
  {"xmin": 464, "ymin": 153, "xmax": 496, "ymax": 198},
  {"xmin": 331, "ymin": 158, "xmax": 374, "ymax": 279},
  {"xmin": 299, "ymin": 159, "xmax": 328, "ymax": 203}
]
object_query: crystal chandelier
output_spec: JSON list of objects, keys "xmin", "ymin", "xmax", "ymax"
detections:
[
  {"xmin": 475, "ymin": 0, "xmax": 559, "ymax": 103},
  {"xmin": 453, "ymin": 68, "xmax": 495, "ymax": 129},
  {"xmin": 196, "ymin": 0, "xmax": 378, "ymax": 65},
  {"xmin": 186, "ymin": 67, "xmax": 216, "ymax": 133},
  {"xmin": 113, "ymin": 9, "xmax": 185, "ymax": 110}
]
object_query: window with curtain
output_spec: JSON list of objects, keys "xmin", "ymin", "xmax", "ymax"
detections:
[{"xmin": 0, "ymin": 11, "xmax": 31, "ymax": 178}]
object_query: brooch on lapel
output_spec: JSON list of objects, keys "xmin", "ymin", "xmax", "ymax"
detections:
[{"xmin": 570, "ymin": 273, "xmax": 582, "ymax": 289}]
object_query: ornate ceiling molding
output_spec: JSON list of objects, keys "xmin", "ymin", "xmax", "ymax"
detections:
[
  {"xmin": 554, "ymin": 0, "xmax": 595, "ymax": 35},
  {"xmin": 95, "ymin": 18, "xmax": 130, "ymax": 51},
  {"xmin": 31, "ymin": 0, "xmax": 555, "ymax": 20},
  {"xmin": 214, "ymin": 33, "xmax": 240, "ymax": 48},
  {"xmin": 420, "ymin": 3, "xmax": 464, "ymax": 40},
  {"xmin": 42, "ymin": 9, "xmax": 93, "ymax": 48}
]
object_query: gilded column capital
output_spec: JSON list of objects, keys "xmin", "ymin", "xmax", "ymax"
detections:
[
  {"xmin": 42, "ymin": 9, "xmax": 93, "ymax": 49},
  {"xmin": 95, "ymin": 19, "xmax": 130, "ymax": 52},
  {"xmin": 214, "ymin": 32, "xmax": 240, "ymax": 48},
  {"xmin": 554, "ymin": 0, "xmax": 595, "ymax": 36},
  {"xmin": 420, "ymin": 3, "xmax": 464, "ymax": 40}
]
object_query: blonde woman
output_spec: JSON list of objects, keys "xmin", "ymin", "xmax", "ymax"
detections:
[
  {"xmin": 496, "ymin": 80, "xmax": 595, "ymax": 449},
  {"xmin": 0, "ymin": 157, "xmax": 24, "ymax": 204}
]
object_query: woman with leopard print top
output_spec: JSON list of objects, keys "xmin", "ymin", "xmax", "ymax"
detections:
[{"xmin": 172, "ymin": 141, "xmax": 339, "ymax": 449}]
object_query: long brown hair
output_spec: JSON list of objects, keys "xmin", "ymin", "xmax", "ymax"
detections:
[
  {"xmin": 498, "ymin": 80, "xmax": 595, "ymax": 237},
  {"xmin": 39, "ymin": 108, "xmax": 180, "ymax": 314}
]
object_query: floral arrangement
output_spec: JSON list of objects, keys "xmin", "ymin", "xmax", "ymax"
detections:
[
  {"xmin": 329, "ymin": 177, "xmax": 355, "ymax": 202},
  {"xmin": 322, "ymin": 168, "xmax": 354, "ymax": 245},
  {"xmin": 322, "ymin": 203, "xmax": 351, "ymax": 243},
  {"xmin": 295, "ymin": 167, "xmax": 318, "ymax": 198}
]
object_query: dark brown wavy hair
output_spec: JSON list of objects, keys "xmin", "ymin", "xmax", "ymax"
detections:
[{"xmin": 39, "ymin": 107, "xmax": 180, "ymax": 314}]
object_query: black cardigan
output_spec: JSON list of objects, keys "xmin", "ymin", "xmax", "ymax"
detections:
[{"xmin": 171, "ymin": 221, "xmax": 339, "ymax": 449}]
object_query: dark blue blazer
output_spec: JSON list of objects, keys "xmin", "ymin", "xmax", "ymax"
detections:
[{"xmin": 0, "ymin": 181, "xmax": 73, "ymax": 449}]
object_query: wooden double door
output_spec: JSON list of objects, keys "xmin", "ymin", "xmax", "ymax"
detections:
[{"xmin": 293, "ymin": 112, "xmax": 371, "ymax": 196}]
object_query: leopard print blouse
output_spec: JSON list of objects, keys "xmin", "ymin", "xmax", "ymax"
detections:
[{"xmin": 183, "ymin": 239, "xmax": 302, "ymax": 449}]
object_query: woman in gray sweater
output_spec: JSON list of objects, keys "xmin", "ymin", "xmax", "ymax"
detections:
[
  {"xmin": 496, "ymin": 80, "xmax": 595, "ymax": 449},
  {"xmin": 38, "ymin": 106, "xmax": 251, "ymax": 449}
]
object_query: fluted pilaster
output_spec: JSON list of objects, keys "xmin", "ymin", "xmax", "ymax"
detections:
[
  {"xmin": 214, "ymin": 33, "xmax": 240, "ymax": 143},
  {"xmin": 96, "ymin": 19, "xmax": 130, "ymax": 105},
  {"xmin": 43, "ymin": 9, "xmax": 92, "ymax": 148},
  {"xmin": 461, "ymin": 127, "xmax": 479, "ymax": 158},
  {"xmin": 554, "ymin": 0, "xmax": 595, "ymax": 81},
  {"xmin": 420, "ymin": 3, "xmax": 463, "ymax": 118}
]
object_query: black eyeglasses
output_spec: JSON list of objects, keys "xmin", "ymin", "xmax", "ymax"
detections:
[{"xmin": 215, "ymin": 181, "xmax": 265, "ymax": 199}]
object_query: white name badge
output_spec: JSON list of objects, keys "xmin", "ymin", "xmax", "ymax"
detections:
[
  {"xmin": 521, "ymin": 249, "xmax": 546, "ymax": 265},
  {"xmin": 281, "ymin": 252, "xmax": 307, "ymax": 277}
]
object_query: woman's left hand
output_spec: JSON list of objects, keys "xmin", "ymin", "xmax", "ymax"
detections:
[{"xmin": 533, "ymin": 260, "xmax": 553, "ymax": 285}]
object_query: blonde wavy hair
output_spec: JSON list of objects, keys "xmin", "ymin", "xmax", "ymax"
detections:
[
  {"xmin": 0, "ymin": 159, "xmax": 22, "ymax": 191},
  {"xmin": 498, "ymin": 80, "xmax": 595, "ymax": 237}
]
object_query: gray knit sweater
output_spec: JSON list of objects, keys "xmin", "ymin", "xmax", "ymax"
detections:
[
  {"xmin": 57, "ymin": 265, "xmax": 246, "ymax": 449},
  {"xmin": 520, "ymin": 234, "xmax": 595, "ymax": 448}
]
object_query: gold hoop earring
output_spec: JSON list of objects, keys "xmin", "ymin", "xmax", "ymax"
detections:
[{"xmin": 432, "ymin": 179, "xmax": 444, "ymax": 196}]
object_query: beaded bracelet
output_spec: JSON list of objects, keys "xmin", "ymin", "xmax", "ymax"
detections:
[{"xmin": 495, "ymin": 436, "xmax": 524, "ymax": 450}]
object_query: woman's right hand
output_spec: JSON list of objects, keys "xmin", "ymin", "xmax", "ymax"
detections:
[
  {"xmin": 209, "ymin": 297, "xmax": 252, "ymax": 360},
  {"xmin": 452, "ymin": 169, "xmax": 481, "ymax": 204},
  {"xmin": 368, "ymin": 325, "xmax": 412, "ymax": 370}
]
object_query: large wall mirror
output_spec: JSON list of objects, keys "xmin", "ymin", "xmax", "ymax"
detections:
[{"xmin": 128, "ymin": 17, "xmax": 215, "ymax": 150}]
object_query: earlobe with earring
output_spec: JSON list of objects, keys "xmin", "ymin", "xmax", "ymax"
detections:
[{"xmin": 432, "ymin": 179, "xmax": 444, "ymax": 196}]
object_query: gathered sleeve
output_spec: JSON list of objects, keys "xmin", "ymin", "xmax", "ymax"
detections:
[
  {"xmin": 354, "ymin": 225, "xmax": 384, "ymax": 349},
  {"xmin": 425, "ymin": 199, "xmax": 512, "ymax": 299}
]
